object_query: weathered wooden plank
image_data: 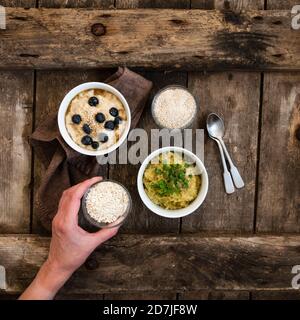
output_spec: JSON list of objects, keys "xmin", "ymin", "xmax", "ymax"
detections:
[
  {"xmin": 33, "ymin": 70, "xmax": 111, "ymax": 233},
  {"xmin": 252, "ymin": 290, "xmax": 300, "ymax": 300},
  {"xmin": 1, "ymin": 8, "xmax": 300, "ymax": 70},
  {"xmin": 256, "ymin": 73, "xmax": 300, "ymax": 233},
  {"xmin": 104, "ymin": 292, "xmax": 176, "ymax": 300},
  {"xmin": 0, "ymin": 0, "xmax": 36, "ymax": 235},
  {"xmin": 181, "ymin": 72, "xmax": 260, "ymax": 232},
  {"xmin": 191, "ymin": 0, "xmax": 214, "ymax": 9},
  {"xmin": 192, "ymin": 0, "xmax": 264, "ymax": 10},
  {"xmin": 0, "ymin": 0, "xmax": 36, "ymax": 6},
  {"xmin": 267, "ymin": 1, "xmax": 299, "ymax": 10},
  {"xmin": 179, "ymin": 291, "xmax": 250, "ymax": 299},
  {"xmin": 0, "ymin": 294, "xmax": 19, "ymax": 300},
  {"xmin": 55, "ymin": 293, "xmax": 104, "ymax": 300},
  {"xmin": 39, "ymin": 0, "xmax": 114, "ymax": 8},
  {"xmin": 183, "ymin": 0, "xmax": 261, "ymax": 234},
  {"xmin": 1, "ymin": 234, "xmax": 300, "ymax": 294},
  {"xmin": 254, "ymin": 0, "xmax": 300, "ymax": 235},
  {"xmin": 116, "ymin": 0, "xmax": 190, "ymax": 8},
  {"xmin": 1, "ymin": 291, "xmax": 105, "ymax": 300},
  {"xmin": 0, "ymin": 71, "xmax": 33, "ymax": 233},
  {"xmin": 255, "ymin": 0, "xmax": 300, "ymax": 234},
  {"xmin": 182, "ymin": 0, "xmax": 264, "ymax": 235}
]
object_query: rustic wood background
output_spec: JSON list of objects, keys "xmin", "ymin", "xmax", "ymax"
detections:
[{"xmin": 0, "ymin": 0, "xmax": 300, "ymax": 300}]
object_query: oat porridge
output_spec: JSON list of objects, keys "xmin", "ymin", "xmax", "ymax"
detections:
[{"xmin": 65, "ymin": 89, "xmax": 128, "ymax": 151}]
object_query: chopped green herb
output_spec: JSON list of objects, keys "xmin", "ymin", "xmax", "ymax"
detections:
[
  {"xmin": 151, "ymin": 162, "xmax": 190, "ymax": 196},
  {"xmin": 154, "ymin": 168, "xmax": 162, "ymax": 175}
]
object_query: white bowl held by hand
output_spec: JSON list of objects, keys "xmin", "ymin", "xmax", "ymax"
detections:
[
  {"xmin": 137, "ymin": 146, "xmax": 209, "ymax": 218},
  {"xmin": 58, "ymin": 82, "xmax": 131, "ymax": 156}
]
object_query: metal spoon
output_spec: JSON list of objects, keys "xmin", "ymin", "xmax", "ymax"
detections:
[
  {"xmin": 207, "ymin": 113, "xmax": 245, "ymax": 189},
  {"xmin": 209, "ymin": 134, "xmax": 235, "ymax": 194}
]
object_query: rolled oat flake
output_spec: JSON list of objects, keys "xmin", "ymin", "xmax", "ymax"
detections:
[
  {"xmin": 152, "ymin": 87, "xmax": 197, "ymax": 129},
  {"xmin": 85, "ymin": 181, "xmax": 129, "ymax": 224}
]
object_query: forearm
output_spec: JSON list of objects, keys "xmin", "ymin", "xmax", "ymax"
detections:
[{"xmin": 19, "ymin": 260, "xmax": 72, "ymax": 300}]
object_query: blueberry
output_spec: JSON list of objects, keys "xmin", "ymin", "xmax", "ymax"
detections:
[
  {"xmin": 88, "ymin": 96, "xmax": 99, "ymax": 106},
  {"xmin": 99, "ymin": 133, "xmax": 109, "ymax": 143},
  {"xmin": 72, "ymin": 114, "xmax": 81, "ymax": 124},
  {"xmin": 104, "ymin": 121, "xmax": 115, "ymax": 130},
  {"xmin": 95, "ymin": 112, "xmax": 105, "ymax": 123},
  {"xmin": 81, "ymin": 135, "xmax": 93, "ymax": 145},
  {"xmin": 109, "ymin": 107, "xmax": 119, "ymax": 117},
  {"xmin": 91, "ymin": 141, "xmax": 99, "ymax": 149},
  {"xmin": 114, "ymin": 116, "xmax": 122, "ymax": 126},
  {"xmin": 82, "ymin": 124, "xmax": 91, "ymax": 134}
]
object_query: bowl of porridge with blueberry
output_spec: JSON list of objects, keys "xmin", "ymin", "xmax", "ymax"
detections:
[{"xmin": 58, "ymin": 82, "xmax": 131, "ymax": 156}]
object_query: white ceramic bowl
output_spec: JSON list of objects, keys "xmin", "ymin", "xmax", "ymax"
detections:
[
  {"xmin": 58, "ymin": 82, "xmax": 131, "ymax": 156},
  {"xmin": 137, "ymin": 146, "xmax": 209, "ymax": 218}
]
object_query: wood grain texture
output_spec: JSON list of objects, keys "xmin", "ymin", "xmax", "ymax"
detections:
[
  {"xmin": 191, "ymin": 0, "xmax": 214, "ymax": 9},
  {"xmin": 55, "ymin": 293, "xmax": 104, "ymax": 300},
  {"xmin": 192, "ymin": 0, "xmax": 264, "ymax": 10},
  {"xmin": 116, "ymin": 0, "xmax": 190, "ymax": 8},
  {"xmin": 38, "ymin": 0, "xmax": 114, "ymax": 8},
  {"xmin": 182, "ymin": 72, "xmax": 260, "ymax": 232},
  {"xmin": 0, "ymin": 0, "xmax": 36, "ymax": 6},
  {"xmin": 184, "ymin": 0, "xmax": 261, "ymax": 233},
  {"xmin": 104, "ymin": 292, "xmax": 176, "ymax": 300},
  {"xmin": 256, "ymin": 73, "xmax": 300, "ymax": 233},
  {"xmin": 1, "ymin": 293, "xmax": 105, "ymax": 300},
  {"xmin": 33, "ymin": 70, "xmax": 111, "ymax": 233},
  {"xmin": 0, "ymin": 235, "xmax": 300, "ymax": 294},
  {"xmin": 0, "ymin": 294, "xmax": 19, "ymax": 300},
  {"xmin": 0, "ymin": 3, "xmax": 35, "ymax": 233},
  {"xmin": 0, "ymin": 71, "xmax": 33, "ymax": 233},
  {"xmin": 252, "ymin": 290, "xmax": 300, "ymax": 300},
  {"xmin": 179, "ymin": 290, "xmax": 250, "ymax": 299},
  {"xmin": 267, "ymin": 1, "xmax": 299, "ymax": 10},
  {"xmin": 1, "ymin": 234, "xmax": 300, "ymax": 294},
  {"xmin": 1, "ymin": 8, "xmax": 300, "ymax": 70},
  {"xmin": 255, "ymin": 0, "xmax": 300, "ymax": 233}
]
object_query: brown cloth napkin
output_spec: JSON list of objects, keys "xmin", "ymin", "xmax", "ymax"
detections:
[{"xmin": 30, "ymin": 67, "xmax": 153, "ymax": 232}]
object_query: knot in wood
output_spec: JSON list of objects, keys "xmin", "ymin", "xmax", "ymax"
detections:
[
  {"xmin": 91, "ymin": 23, "xmax": 106, "ymax": 36},
  {"xmin": 85, "ymin": 257, "xmax": 99, "ymax": 270}
]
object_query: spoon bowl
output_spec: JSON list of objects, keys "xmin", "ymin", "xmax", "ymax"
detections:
[{"xmin": 206, "ymin": 113, "xmax": 225, "ymax": 139}]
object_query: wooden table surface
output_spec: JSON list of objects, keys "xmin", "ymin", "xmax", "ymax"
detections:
[{"xmin": 0, "ymin": 0, "xmax": 300, "ymax": 300}]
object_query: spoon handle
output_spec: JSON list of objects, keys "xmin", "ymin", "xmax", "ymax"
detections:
[
  {"xmin": 215, "ymin": 139, "xmax": 235, "ymax": 194},
  {"xmin": 219, "ymin": 139, "xmax": 245, "ymax": 189}
]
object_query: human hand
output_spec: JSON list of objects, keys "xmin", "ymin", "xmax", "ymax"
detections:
[
  {"xmin": 47, "ymin": 176, "xmax": 119, "ymax": 275},
  {"xmin": 19, "ymin": 177, "xmax": 119, "ymax": 300}
]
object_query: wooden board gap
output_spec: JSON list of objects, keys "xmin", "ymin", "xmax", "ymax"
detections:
[{"xmin": 253, "ymin": 72, "xmax": 264, "ymax": 234}]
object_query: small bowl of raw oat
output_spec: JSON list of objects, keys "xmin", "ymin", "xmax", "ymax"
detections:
[
  {"xmin": 58, "ymin": 82, "xmax": 131, "ymax": 156},
  {"xmin": 137, "ymin": 147, "xmax": 208, "ymax": 218},
  {"xmin": 82, "ymin": 180, "xmax": 132, "ymax": 229},
  {"xmin": 152, "ymin": 85, "xmax": 198, "ymax": 129}
]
